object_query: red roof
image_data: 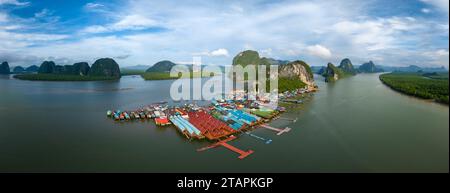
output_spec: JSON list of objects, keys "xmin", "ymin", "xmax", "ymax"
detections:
[{"xmin": 155, "ymin": 117, "xmax": 169, "ymax": 124}]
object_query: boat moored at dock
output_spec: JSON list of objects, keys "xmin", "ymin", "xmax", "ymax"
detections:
[{"xmin": 105, "ymin": 86, "xmax": 316, "ymax": 159}]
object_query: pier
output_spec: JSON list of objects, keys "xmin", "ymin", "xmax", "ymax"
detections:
[
  {"xmin": 245, "ymin": 132, "xmax": 272, "ymax": 144},
  {"xmin": 260, "ymin": 124, "xmax": 291, "ymax": 135},
  {"xmin": 278, "ymin": 117, "xmax": 297, "ymax": 122},
  {"xmin": 106, "ymin": 86, "xmax": 317, "ymax": 158},
  {"xmin": 197, "ymin": 135, "xmax": 254, "ymax": 159}
]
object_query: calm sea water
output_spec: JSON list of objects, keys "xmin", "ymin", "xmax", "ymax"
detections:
[{"xmin": 0, "ymin": 73, "xmax": 448, "ymax": 172}]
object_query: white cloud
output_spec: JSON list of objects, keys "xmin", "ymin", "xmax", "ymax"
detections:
[
  {"xmin": 421, "ymin": 8, "xmax": 431, "ymax": 13},
  {"xmin": 113, "ymin": 14, "xmax": 157, "ymax": 30},
  {"xmin": 331, "ymin": 17, "xmax": 425, "ymax": 51},
  {"xmin": 422, "ymin": 49, "xmax": 449, "ymax": 68},
  {"xmin": 81, "ymin": 14, "xmax": 158, "ymax": 33},
  {"xmin": 81, "ymin": 25, "xmax": 109, "ymax": 33},
  {"xmin": 1, "ymin": 0, "xmax": 448, "ymax": 68},
  {"xmin": 34, "ymin": 9, "xmax": 51, "ymax": 18},
  {"xmin": 305, "ymin": 45, "xmax": 332, "ymax": 59},
  {"xmin": 0, "ymin": 24, "xmax": 21, "ymax": 30},
  {"xmin": 210, "ymin": 48, "xmax": 229, "ymax": 57},
  {"xmin": 260, "ymin": 48, "xmax": 273, "ymax": 57},
  {"xmin": 435, "ymin": 49, "xmax": 449, "ymax": 56},
  {"xmin": 420, "ymin": 0, "xmax": 449, "ymax": 15},
  {"xmin": 193, "ymin": 48, "xmax": 229, "ymax": 57},
  {"xmin": 84, "ymin": 2, "xmax": 105, "ymax": 10},
  {"xmin": 1, "ymin": 31, "xmax": 68, "ymax": 42},
  {"xmin": 0, "ymin": 0, "xmax": 29, "ymax": 6},
  {"xmin": 0, "ymin": 12, "xmax": 7, "ymax": 22}
]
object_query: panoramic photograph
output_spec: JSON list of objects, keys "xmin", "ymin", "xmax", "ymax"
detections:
[{"xmin": 0, "ymin": 0, "xmax": 448, "ymax": 180}]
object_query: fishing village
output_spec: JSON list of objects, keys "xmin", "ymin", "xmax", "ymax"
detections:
[{"xmin": 106, "ymin": 87, "xmax": 316, "ymax": 159}]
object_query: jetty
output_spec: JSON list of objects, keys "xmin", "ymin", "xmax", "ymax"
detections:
[
  {"xmin": 278, "ymin": 117, "xmax": 297, "ymax": 122},
  {"xmin": 260, "ymin": 124, "xmax": 291, "ymax": 135},
  {"xmin": 105, "ymin": 86, "xmax": 316, "ymax": 159},
  {"xmin": 245, "ymin": 132, "xmax": 272, "ymax": 144},
  {"xmin": 197, "ymin": 135, "xmax": 254, "ymax": 159}
]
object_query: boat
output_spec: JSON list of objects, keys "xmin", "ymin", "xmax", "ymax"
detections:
[
  {"xmin": 155, "ymin": 116, "xmax": 170, "ymax": 126},
  {"xmin": 107, "ymin": 110, "xmax": 112, "ymax": 117},
  {"xmin": 139, "ymin": 112, "xmax": 146, "ymax": 119},
  {"xmin": 124, "ymin": 112, "xmax": 131, "ymax": 120},
  {"xmin": 132, "ymin": 112, "xmax": 139, "ymax": 119},
  {"xmin": 154, "ymin": 111, "xmax": 161, "ymax": 118},
  {"xmin": 114, "ymin": 114, "xmax": 120, "ymax": 121}
]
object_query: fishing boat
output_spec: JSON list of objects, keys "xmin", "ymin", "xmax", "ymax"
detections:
[
  {"xmin": 114, "ymin": 114, "xmax": 120, "ymax": 121},
  {"xmin": 124, "ymin": 112, "xmax": 131, "ymax": 120},
  {"xmin": 132, "ymin": 112, "xmax": 139, "ymax": 119},
  {"xmin": 155, "ymin": 116, "xmax": 170, "ymax": 126},
  {"xmin": 139, "ymin": 112, "xmax": 146, "ymax": 119}
]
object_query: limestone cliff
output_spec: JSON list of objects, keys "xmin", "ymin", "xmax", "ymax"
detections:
[{"xmin": 278, "ymin": 60, "xmax": 315, "ymax": 87}]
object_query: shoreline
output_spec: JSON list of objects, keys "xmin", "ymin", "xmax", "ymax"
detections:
[{"xmin": 379, "ymin": 74, "xmax": 449, "ymax": 106}]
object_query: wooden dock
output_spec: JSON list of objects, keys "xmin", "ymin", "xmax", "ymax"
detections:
[
  {"xmin": 197, "ymin": 135, "xmax": 254, "ymax": 159},
  {"xmin": 260, "ymin": 124, "xmax": 291, "ymax": 135},
  {"xmin": 278, "ymin": 117, "xmax": 297, "ymax": 122}
]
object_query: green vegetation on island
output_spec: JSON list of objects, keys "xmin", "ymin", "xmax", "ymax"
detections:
[
  {"xmin": 321, "ymin": 58, "xmax": 357, "ymax": 82},
  {"xmin": 141, "ymin": 60, "xmax": 222, "ymax": 80},
  {"xmin": 0, "ymin": 61, "xmax": 10, "ymax": 74},
  {"xmin": 141, "ymin": 60, "xmax": 180, "ymax": 80},
  {"xmin": 89, "ymin": 58, "xmax": 121, "ymax": 78},
  {"xmin": 278, "ymin": 76, "xmax": 307, "ymax": 93},
  {"xmin": 379, "ymin": 72, "xmax": 449, "ymax": 104},
  {"xmin": 322, "ymin": 63, "xmax": 348, "ymax": 82},
  {"xmin": 339, "ymin": 58, "xmax": 357, "ymax": 75},
  {"xmin": 231, "ymin": 50, "xmax": 316, "ymax": 93},
  {"xmin": 146, "ymin": 60, "xmax": 177, "ymax": 73},
  {"xmin": 232, "ymin": 50, "xmax": 261, "ymax": 67},
  {"xmin": 13, "ymin": 66, "xmax": 25, "ymax": 73},
  {"xmin": 14, "ymin": 58, "xmax": 121, "ymax": 81},
  {"xmin": 359, "ymin": 61, "xmax": 384, "ymax": 73},
  {"xmin": 25, "ymin": 65, "xmax": 39, "ymax": 72},
  {"xmin": 278, "ymin": 60, "xmax": 314, "ymax": 90},
  {"xmin": 14, "ymin": 74, "xmax": 119, "ymax": 81}
]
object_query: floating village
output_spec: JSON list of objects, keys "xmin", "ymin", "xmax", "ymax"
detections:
[{"xmin": 106, "ymin": 87, "xmax": 315, "ymax": 159}]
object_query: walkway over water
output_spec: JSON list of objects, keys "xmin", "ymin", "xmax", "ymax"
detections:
[
  {"xmin": 197, "ymin": 135, "xmax": 254, "ymax": 159},
  {"xmin": 260, "ymin": 124, "xmax": 291, "ymax": 135}
]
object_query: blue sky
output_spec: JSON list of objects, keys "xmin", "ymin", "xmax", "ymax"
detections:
[{"xmin": 0, "ymin": 0, "xmax": 448, "ymax": 68}]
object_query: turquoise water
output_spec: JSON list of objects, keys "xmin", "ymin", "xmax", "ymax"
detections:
[{"xmin": 0, "ymin": 73, "xmax": 448, "ymax": 172}]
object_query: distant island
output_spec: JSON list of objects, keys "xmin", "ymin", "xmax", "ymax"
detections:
[
  {"xmin": 359, "ymin": 61, "xmax": 384, "ymax": 73},
  {"xmin": 380, "ymin": 72, "xmax": 449, "ymax": 104},
  {"xmin": 137, "ymin": 50, "xmax": 316, "ymax": 93},
  {"xmin": 13, "ymin": 58, "xmax": 121, "ymax": 81},
  {"xmin": 313, "ymin": 62, "xmax": 447, "ymax": 75},
  {"xmin": 231, "ymin": 50, "xmax": 316, "ymax": 93},
  {"xmin": 320, "ymin": 58, "xmax": 357, "ymax": 82},
  {"xmin": 314, "ymin": 59, "xmax": 449, "ymax": 83},
  {"xmin": 140, "ymin": 60, "xmax": 213, "ymax": 80},
  {"xmin": 0, "ymin": 62, "xmax": 10, "ymax": 74},
  {"xmin": 0, "ymin": 61, "xmax": 43, "ymax": 75}
]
